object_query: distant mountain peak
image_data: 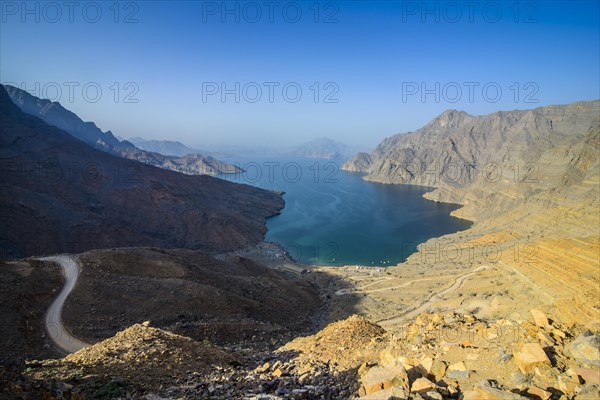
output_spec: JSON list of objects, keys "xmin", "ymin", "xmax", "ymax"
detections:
[{"xmin": 289, "ymin": 137, "xmax": 364, "ymax": 161}]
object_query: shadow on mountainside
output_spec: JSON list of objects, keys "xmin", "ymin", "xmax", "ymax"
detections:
[
  {"xmin": 0, "ymin": 246, "xmax": 363, "ymax": 361},
  {"xmin": 0, "ymin": 247, "xmax": 365, "ymax": 398}
]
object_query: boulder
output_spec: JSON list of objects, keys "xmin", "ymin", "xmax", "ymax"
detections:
[
  {"xmin": 463, "ymin": 380, "xmax": 528, "ymax": 400},
  {"xmin": 538, "ymin": 331, "xmax": 555, "ymax": 346},
  {"xmin": 447, "ymin": 361, "xmax": 468, "ymax": 371},
  {"xmin": 530, "ymin": 309, "xmax": 552, "ymax": 330},
  {"xmin": 360, "ymin": 386, "xmax": 408, "ymax": 399},
  {"xmin": 446, "ymin": 370, "xmax": 471, "ymax": 379},
  {"xmin": 557, "ymin": 374, "xmax": 583, "ymax": 395},
  {"xmin": 572, "ymin": 366, "xmax": 600, "ymax": 385},
  {"xmin": 574, "ymin": 384, "xmax": 600, "ymax": 400},
  {"xmin": 513, "ymin": 343, "xmax": 550, "ymax": 373},
  {"xmin": 361, "ymin": 365, "xmax": 410, "ymax": 395},
  {"xmin": 410, "ymin": 377, "xmax": 437, "ymax": 393},
  {"xmin": 417, "ymin": 357, "xmax": 434, "ymax": 378},
  {"xmin": 430, "ymin": 360, "xmax": 447, "ymax": 381},
  {"xmin": 565, "ymin": 332, "xmax": 600, "ymax": 366},
  {"xmin": 424, "ymin": 390, "xmax": 443, "ymax": 400}
]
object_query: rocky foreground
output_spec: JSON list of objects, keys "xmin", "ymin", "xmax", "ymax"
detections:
[{"xmin": 3, "ymin": 309, "xmax": 599, "ymax": 399}]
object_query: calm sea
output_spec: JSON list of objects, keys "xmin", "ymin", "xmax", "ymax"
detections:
[{"xmin": 220, "ymin": 158, "xmax": 472, "ymax": 266}]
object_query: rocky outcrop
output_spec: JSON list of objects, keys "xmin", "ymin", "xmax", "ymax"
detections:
[
  {"xmin": 3, "ymin": 84, "xmax": 241, "ymax": 176},
  {"xmin": 19, "ymin": 310, "xmax": 600, "ymax": 399},
  {"xmin": 0, "ymin": 85, "xmax": 283, "ymax": 258},
  {"xmin": 565, "ymin": 332, "xmax": 600, "ymax": 366},
  {"xmin": 342, "ymin": 152, "xmax": 372, "ymax": 172},
  {"xmin": 278, "ymin": 314, "xmax": 386, "ymax": 372}
]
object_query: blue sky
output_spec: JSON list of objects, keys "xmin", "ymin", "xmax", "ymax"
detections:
[{"xmin": 1, "ymin": 1, "xmax": 599, "ymax": 148}]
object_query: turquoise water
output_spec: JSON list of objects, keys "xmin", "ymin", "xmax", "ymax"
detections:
[{"xmin": 220, "ymin": 158, "xmax": 472, "ymax": 266}]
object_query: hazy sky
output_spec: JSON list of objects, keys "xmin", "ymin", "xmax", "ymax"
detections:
[{"xmin": 1, "ymin": 1, "xmax": 599, "ymax": 148}]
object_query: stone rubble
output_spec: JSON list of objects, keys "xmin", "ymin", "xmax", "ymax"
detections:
[{"xmin": 4, "ymin": 310, "xmax": 599, "ymax": 399}]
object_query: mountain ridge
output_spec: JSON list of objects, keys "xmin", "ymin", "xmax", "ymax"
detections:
[
  {"xmin": 0, "ymin": 84, "xmax": 283, "ymax": 259},
  {"xmin": 3, "ymin": 85, "xmax": 241, "ymax": 176},
  {"xmin": 343, "ymin": 100, "xmax": 600, "ymax": 327},
  {"xmin": 128, "ymin": 137, "xmax": 214, "ymax": 158}
]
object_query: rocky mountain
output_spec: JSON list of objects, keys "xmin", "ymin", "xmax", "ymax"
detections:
[
  {"xmin": 343, "ymin": 101, "xmax": 600, "ymax": 327},
  {"xmin": 114, "ymin": 146, "xmax": 241, "ymax": 175},
  {"xmin": 0, "ymin": 84, "xmax": 283, "ymax": 259},
  {"xmin": 343, "ymin": 101, "xmax": 599, "ymax": 218},
  {"xmin": 3, "ymin": 85, "xmax": 241, "ymax": 176},
  {"xmin": 289, "ymin": 137, "xmax": 360, "ymax": 160},
  {"xmin": 342, "ymin": 152, "xmax": 372, "ymax": 172},
  {"xmin": 129, "ymin": 137, "xmax": 205, "ymax": 157}
]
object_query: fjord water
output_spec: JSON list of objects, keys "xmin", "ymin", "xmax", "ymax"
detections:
[{"xmin": 220, "ymin": 158, "xmax": 472, "ymax": 266}]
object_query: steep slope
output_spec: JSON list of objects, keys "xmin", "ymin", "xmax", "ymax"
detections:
[
  {"xmin": 344, "ymin": 102, "xmax": 599, "ymax": 219},
  {"xmin": 62, "ymin": 247, "xmax": 323, "ymax": 345},
  {"xmin": 343, "ymin": 101, "xmax": 600, "ymax": 326},
  {"xmin": 342, "ymin": 152, "xmax": 372, "ymax": 172},
  {"xmin": 3, "ymin": 85, "xmax": 241, "ymax": 176},
  {"xmin": 0, "ymin": 85, "xmax": 283, "ymax": 259}
]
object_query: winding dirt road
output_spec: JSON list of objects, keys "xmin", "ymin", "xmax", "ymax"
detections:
[
  {"xmin": 40, "ymin": 255, "xmax": 90, "ymax": 353},
  {"xmin": 357, "ymin": 265, "xmax": 489, "ymax": 326},
  {"xmin": 335, "ymin": 276, "xmax": 439, "ymax": 296}
]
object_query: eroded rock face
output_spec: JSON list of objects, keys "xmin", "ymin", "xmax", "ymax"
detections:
[
  {"xmin": 0, "ymin": 85, "xmax": 284, "ymax": 258},
  {"xmin": 342, "ymin": 102, "xmax": 600, "ymax": 328},
  {"xmin": 342, "ymin": 101, "xmax": 600, "ymax": 222}
]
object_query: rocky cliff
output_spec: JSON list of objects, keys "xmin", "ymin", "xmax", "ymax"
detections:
[
  {"xmin": 3, "ymin": 85, "xmax": 242, "ymax": 176},
  {"xmin": 343, "ymin": 101, "xmax": 600, "ymax": 327},
  {"xmin": 0, "ymin": 85, "xmax": 283, "ymax": 258},
  {"xmin": 344, "ymin": 102, "xmax": 599, "ymax": 202}
]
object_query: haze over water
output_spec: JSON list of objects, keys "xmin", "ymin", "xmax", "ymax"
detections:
[{"xmin": 220, "ymin": 158, "xmax": 472, "ymax": 266}]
